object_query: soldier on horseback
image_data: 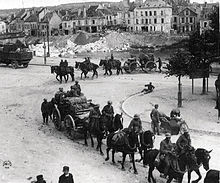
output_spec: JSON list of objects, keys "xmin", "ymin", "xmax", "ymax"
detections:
[
  {"xmin": 176, "ymin": 128, "xmax": 193, "ymax": 155},
  {"xmin": 159, "ymin": 132, "xmax": 175, "ymax": 178},
  {"xmin": 128, "ymin": 114, "xmax": 142, "ymax": 134},
  {"xmin": 84, "ymin": 57, "xmax": 92, "ymax": 70}
]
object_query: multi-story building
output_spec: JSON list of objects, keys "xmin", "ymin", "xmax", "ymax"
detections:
[
  {"xmin": 178, "ymin": 7, "xmax": 197, "ymax": 33},
  {"xmin": 133, "ymin": 0, "xmax": 172, "ymax": 33}
]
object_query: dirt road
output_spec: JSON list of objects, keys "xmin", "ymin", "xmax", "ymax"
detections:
[{"xmin": 0, "ymin": 61, "xmax": 219, "ymax": 183}]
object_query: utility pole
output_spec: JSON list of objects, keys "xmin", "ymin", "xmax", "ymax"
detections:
[
  {"xmin": 47, "ymin": 22, "xmax": 50, "ymax": 57},
  {"xmin": 43, "ymin": 35, "xmax": 46, "ymax": 64}
]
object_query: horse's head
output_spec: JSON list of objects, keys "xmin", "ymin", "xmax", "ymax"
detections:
[
  {"xmin": 99, "ymin": 59, "xmax": 105, "ymax": 66},
  {"xmin": 195, "ymin": 149, "xmax": 212, "ymax": 171},
  {"xmin": 114, "ymin": 113, "xmax": 123, "ymax": 130},
  {"xmin": 123, "ymin": 128, "xmax": 138, "ymax": 150}
]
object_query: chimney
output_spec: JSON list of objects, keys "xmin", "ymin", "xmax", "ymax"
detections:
[
  {"xmin": 78, "ymin": 8, "xmax": 81, "ymax": 17},
  {"xmin": 83, "ymin": 7, "xmax": 87, "ymax": 18}
]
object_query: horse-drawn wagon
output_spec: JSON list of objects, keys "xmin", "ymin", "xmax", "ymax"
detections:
[
  {"xmin": 123, "ymin": 53, "xmax": 156, "ymax": 73},
  {"xmin": 52, "ymin": 95, "xmax": 96, "ymax": 139}
]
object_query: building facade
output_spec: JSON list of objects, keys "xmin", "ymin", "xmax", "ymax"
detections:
[
  {"xmin": 133, "ymin": 0, "xmax": 172, "ymax": 33},
  {"xmin": 0, "ymin": 21, "xmax": 7, "ymax": 34}
]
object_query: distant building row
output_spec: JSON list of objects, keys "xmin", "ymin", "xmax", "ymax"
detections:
[{"xmin": 1, "ymin": 0, "xmax": 218, "ymax": 36}]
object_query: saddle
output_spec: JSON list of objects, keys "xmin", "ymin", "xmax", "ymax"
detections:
[{"xmin": 112, "ymin": 130, "xmax": 125, "ymax": 146}]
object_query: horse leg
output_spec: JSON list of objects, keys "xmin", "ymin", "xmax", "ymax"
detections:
[
  {"xmin": 166, "ymin": 176, "xmax": 173, "ymax": 183},
  {"xmin": 121, "ymin": 153, "xmax": 126, "ymax": 170},
  {"xmin": 131, "ymin": 153, "xmax": 138, "ymax": 174},
  {"xmin": 96, "ymin": 70, "xmax": 98, "ymax": 78},
  {"xmin": 192, "ymin": 169, "xmax": 202, "ymax": 183},
  {"xmin": 121, "ymin": 68, "xmax": 123, "ymax": 74},
  {"xmin": 56, "ymin": 74, "xmax": 60, "ymax": 82},
  {"xmin": 71, "ymin": 73, "xmax": 75, "ymax": 81},
  {"xmin": 97, "ymin": 135, "xmax": 104, "ymax": 156},
  {"xmin": 60, "ymin": 75, "xmax": 62, "ymax": 84},
  {"xmin": 149, "ymin": 165, "xmax": 156, "ymax": 183},
  {"xmin": 84, "ymin": 129, "xmax": 88, "ymax": 146},
  {"xmin": 188, "ymin": 170, "xmax": 192, "ymax": 183},
  {"xmin": 81, "ymin": 72, "xmax": 83, "ymax": 79},
  {"xmin": 112, "ymin": 149, "xmax": 116, "ymax": 164},
  {"xmin": 105, "ymin": 147, "xmax": 110, "ymax": 161},
  {"xmin": 137, "ymin": 147, "xmax": 143, "ymax": 162},
  {"xmin": 110, "ymin": 69, "xmax": 112, "ymax": 76},
  {"xmin": 90, "ymin": 132, "xmax": 94, "ymax": 148}
]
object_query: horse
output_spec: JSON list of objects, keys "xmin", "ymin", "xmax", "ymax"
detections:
[
  {"xmin": 144, "ymin": 146, "xmax": 197, "ymax": 183},
  {"xmin": 75, "ymin": 61, "xmax": 99, "ymax": 79},
  {"xmin": 51, "ymin": 66, "xmax": 74, "ymax": 83},
  {"xmin": 83, "ymin": 113, "xmax": 123, "ymax": 156},
  {"xmin": 204, "ymin": 169, "xmax": 219, "ymax": 183},
  {"xmin": 105, "ymin": 128, "xmax": 139, "ymax": 174},
  {"xmin": 136, "ymin": 130, "xmax": 155, "ymax": 163},
  {"xmin": 47, "ymin": 98, "xmax": 56, "ymax": 120},
  {"xmin": 99, "ymin": 59, "xmax": 123, "ymax": 76},
  {"xmin": 187, "ymin": 148, "xmax": 212, "ymax": 183}
]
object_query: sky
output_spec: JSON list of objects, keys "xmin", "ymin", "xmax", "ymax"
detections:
[{"xmin": 0, "ymin": 0, "xmax": 219, "ymax": 10}]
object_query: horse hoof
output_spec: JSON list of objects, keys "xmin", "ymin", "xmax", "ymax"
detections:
[
  {"xmin": 105, "ymin": 158, "xmax": 109, "ymax": 161},
  {"xmin": 112, "ymin": 161, "xmax": 116, "ymax": 164},
  {"xmin": 100, "ymin": 152, "xmax": 104, "ymax": 156},
  {"xmin": 121, "ymin": 168, "xmax": 125, "ymax": 171},
  {"xmin": 84, "ymin": 144, "xmax": 88, "ymax": 147},
  {"xmin": 134, "ymin": 171, "xmax": 138, "ymax": 174}
]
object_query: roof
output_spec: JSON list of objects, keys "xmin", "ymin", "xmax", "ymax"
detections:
[
  {"xmin": 41, "ymin": 12, "xmax": 53, "ymax": 23},
  {"xmin": 178, "ymin": 7, "xmax": 197, "ymax": 16},
  {"xmin": 25, "ymin": 14, "xmax": 38, "ymax": 22},
  {"xmin": 15, "ymin": 9, "xmax": 25, "ymax": 19}
]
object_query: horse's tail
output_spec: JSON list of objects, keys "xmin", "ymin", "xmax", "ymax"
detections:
[{"xmin": 51, "ymin": 66, "xmax": 54, "ymax": 73}]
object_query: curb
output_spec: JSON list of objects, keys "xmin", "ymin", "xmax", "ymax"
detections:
[{"xmin": 120, "ymin": 92, "xmax": 220, "ymax": 137}]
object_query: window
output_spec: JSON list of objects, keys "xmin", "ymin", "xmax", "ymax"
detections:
[
  {"xmin": 174, "ymin": 17, "xmax": 177, "ymax": 23},
  {"xmin": 149, "ymin": 19, "xmax": 151, "ymax": 24},
  {"xmin": 85, "ymin": 20, "xmax": 88, "ymax": 25},
  {"xmin": 145, "ymin": 19, "xmax": 148, "ymax": 24},
  {"xmin": 150, "ymin": 26, "xmax": 152, "ymax": 31},
  {"xmin": 149, "ymin": 11, "xmax": 152, "ymax": 16},
  {"xmin": 128, "ymin": 20, "xmax": 130, "ymax": 24},
  {"xmin": 141, "ymin": 11, "xmax": 143, "ymax": 16},
  {"xmin": 190, "ymin": 17, "xmax": 193, "ymax": 23},
  {"xmin": 161, "ymin": 18, "xmax": 164, "ymax": 23},
  {"xmin": 78, "ymin": 20, "xmax": 80, "ymax": 25},
  {"xmin": 64, "ymin": 23, "xmax": 67, "ymax": 28},
  {"xmin": 182, "ymin": 26, "xmax": 185, "ymax": 32},
  {"xmin": 161, "ymin": 26, "xmax": 163, "ymax": 31},
  {"xmin": 154, "ymin": 26, "xmax": 156, "ymax": 31},
  {"xmin": 92, "ymin": 20, "xmax": 95, "ymax": 24},
  {"xmin": 73, "ymin": 22, "xmax": 76, "ymax": 26},
  {"xmin": 136, "ymin": 19, "xmax": 139, "ymax": 24},
  {"xmin": 204, "ymin": 22, "xmax": 207, "ymax": 27},
  {"xmin": 154, "ymin": 11, "xmax": 157, "ymax": 16},
  {"xmin": 191, "ymin": 25, "xmax": 194, "ymax": 31},
  {"xmin": 142, "ymin": 19, "xmax": 144, "ymax": 24},
  {"xmin": 128, "ymin": 13, "xmax": 130, "ymax": 18},
  {"xmin": 186, "ymin": 17, "xmax": 188, "ymax": 23},
  {"xmin": 182, "ymin": 17, "xmax": 184, "ymax": 23},
  {"xmin": 145, "ymin": 11, "xmax": 148, "ymax": 16},
  {"xmin": 186, "ymin": 10, "xmax": 189, "ymax": 15},
  {"xmin": 161, "ymin": 10, "xmax": 163, "ymax": 16},
  {"xmin": 136, "ymin": 12, "xmax": 138, "ymax": 16},
  {"xmin": 154, "ymin": 18, "xmax": 157, "ymax": 24}
]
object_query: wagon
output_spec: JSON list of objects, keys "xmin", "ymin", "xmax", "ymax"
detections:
[
  {"xmin": 158, "ymin": 112, "xmax": 189, "ymax": 135},
  {"xmin": 123, "ymin": 53, "xmax": 156, "ymax": 73},
  {"xmin": 52, "ymin": 95, "xmax": 96, "ymax": 139},
  {"xmin": 0, "ymin": 43, "xmax": 33, "ymax": 69}
]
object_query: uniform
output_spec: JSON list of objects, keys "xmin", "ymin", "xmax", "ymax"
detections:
[
  {"xmin": 176, "ymin": 133, "xmax": 191, "ymax": 154},
  {"xmin": 73, "ymin": 84, "xmax": 81, "ymax": 95},
  {"xmin": 59, "ymin": 173, "xmax": 74, "ymax": 183},
  {"xmin": 128, "ymin": 118, "xmax": 142, "ymax": 134},
  {"xmin": 41, "ymin": 100, "xmax": 49, "ymax": 124},
  {"xmin": 150, "ymin": 108, "xmax": 160, "ymax": 135}
]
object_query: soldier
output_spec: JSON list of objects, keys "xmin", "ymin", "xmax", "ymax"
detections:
[
  {"xmin": 176, "ymin": 128, "xmax": 192, "ymax": 155},
  {"xmin": 55, "ymin": 88, "xmax": 65, "ymax": 103},
  {"xmin": 156, "ymin": 57, "xmax": 162, "ymax": 73},
  {"xmin": 60, "ymin": 60, "xmax": 64, "ymax": 67},
  {"xmin": 64, "ymin": 60, "xmax": 68, "ymax": 67},
  {"xmin": 41, "ymin": 98, "xmax": 49, "ymax": 125},
  {"xmin": 150, "ymin": 104, "xmax": 160, "ymax": 135},
  {"xmin": 35, "ymin": 175, "xmax": 46, "ymax": 183},
  {"xmin": 89, "ymin": 104, "xmax": 102, "ymax": 130},
  {"xmin": 142, "ymin": 82, "xmax": 155, "ymax": 94},
  {"xmin": 73, "ymin": 81, "xmax": 81, "ymax": 96},
  {"xmin": 159, "ymin": 132, "xmax": 175, "ymax": 178},
  {"xmin": 128, "ymin": 114, "xmax": 142, "ymax": 134},
  {"xmin": 69, "ymin": 86, "xmax": 79, "ymax": 97},
  {"xmin": 102, "ymin": 101, "xmax": 114, "ymax": 134},
  {"xmin": 58, "ymin": 166, "xmax": 74, "ymax": 183}
]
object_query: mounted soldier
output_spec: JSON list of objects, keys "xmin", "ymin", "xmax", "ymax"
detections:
[
  {"xmin": 159, "ymin": 132, "xmax": 175, "ymax": 178},
  {"xmin": 128, "ymin": 114, "xmax": 142, "ymax": 134},
  {"xmin": 176, "ymin": 128, "xmax": 192, "ymax": 155}
]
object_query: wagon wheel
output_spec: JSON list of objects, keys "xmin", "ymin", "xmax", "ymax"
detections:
[
  {"xmin": 129, "ymin": 62, "xmax": 138, "ymax": 72},
  {"xmin": 64, "ymin": 115, "xmax": 76, "ymax": 139},
  {"xmin": 23, "ymin": 63, "xmax": 29, "ymax": 68},
  {"xmin": 179, "ymin": 121, "xmax": 189, "ymax": 134},
  {"xmin": 145, "ymin": 61, "xmax": 157, "ymax": 72},
  {"xmin": 52, "ymin": 106, "xmax": 62, "ymax": 131},
  {"xmin": 11, "ymin": 61, "xmax": 18, "ymax": 69}
]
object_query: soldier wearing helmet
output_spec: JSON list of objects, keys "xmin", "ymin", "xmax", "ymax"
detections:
[
  {"xmin": 176, "ymin": 128, "xmax": 192, "ymax": 155},
  {"xmin": 102, "ymin": 101, "xmax": 114, "ymax": 133},
  {"xmin": 128, "ymin": 114, "xmax": 142, "ymax": 134}
]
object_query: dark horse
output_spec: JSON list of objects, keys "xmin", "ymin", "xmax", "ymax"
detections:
[
  {"xmin": 187, "ymin": 148, "xmax": 212, "ymax": 183},
  {"xmin": 75, "ymin": 61, "xmax": 99, "ymax": 79},
  {"xmin": 204, "ymin": 169, "xmax": 219, "ymax": 183},
  {"xmin": 105, "ymin": 128, "xmax": 139, "ymax": 174},
  {"xmin": 99, "ymin": 59, "xmax": 123, "ymax": 76},
  {"xmin": 83, "ymin": 113, "xmax": 123, "ymax": 155},
  {"xmin": 51, "ymin": 66, "xmax": 74, "ymax": 83},
  {"xmin": 144, "ymin": 146, "xmax": 197, "ymax": 183}
]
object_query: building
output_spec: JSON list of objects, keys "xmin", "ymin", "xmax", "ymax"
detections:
[
  {"xmin": 178, "ymin": 7, "xmax": 197, "ymax": 33},
  {"xmin": 8, "ymin": 9, "xmax": 26, "ymax": 33},
  {"xmin": 0, "ymin": 21, "xmax": 7, "ymax": 34},
  {"xmin": 133, "ymin": 0, "xmax": 172, "ymax": 33}
]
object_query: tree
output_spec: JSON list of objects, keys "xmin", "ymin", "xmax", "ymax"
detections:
[{"xmin": 166, "ymin": 49, "xmax": 193, "ymax": 107}]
